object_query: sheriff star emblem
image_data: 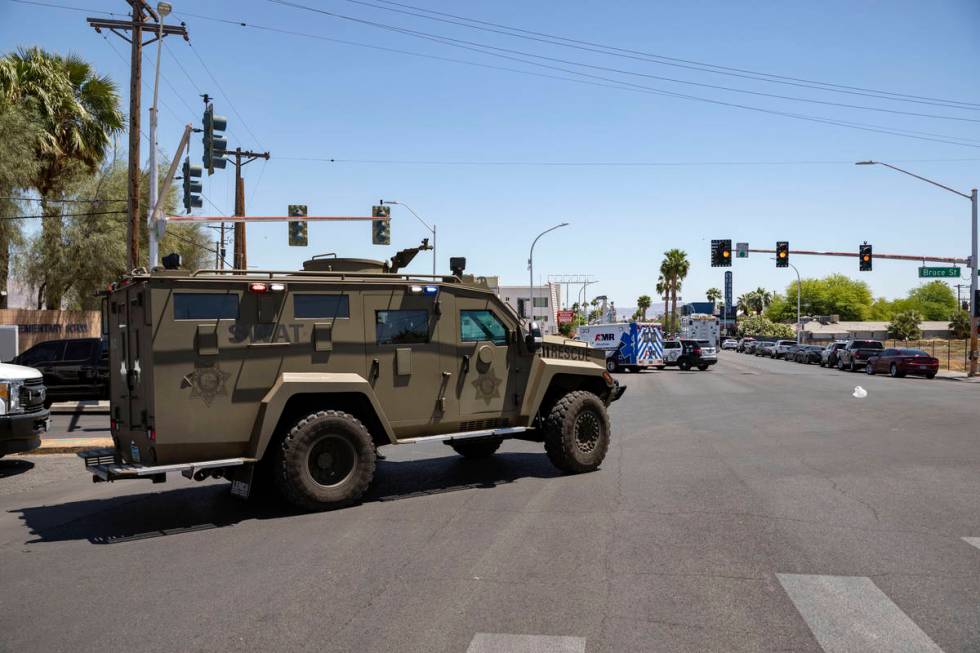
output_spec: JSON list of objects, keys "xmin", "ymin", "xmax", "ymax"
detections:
[
  {"xmin": 183, "ymin": 364, "xmax": 230, "ymax": 406},
  {"xmin": 471, "ymin": 370, "xmax": 502, "ymax": 404}
]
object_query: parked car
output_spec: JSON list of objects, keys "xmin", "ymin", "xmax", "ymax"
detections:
[
  {"xmin": 837, "ymin": 339, "xmax": 885, "ymax": 372},
  {"xmin": 721, "ymin": 338, "xmax": 738, "ymax": 350},
  {"xmin": 800, "ymin": 345, "xmax": 818, "ymax": 363},
  {"xmin": 693, "ymin": 340, "xmax": 718, "ymax": 370},
  {"xmin": 0, "ymin": 362, "xmax": 48, "ymax": 458},
  {"xmin": 820, "ymin": 342, "xmax": 848, "ymax": 368},
  {"xmin": 794, "ymin": 345, "xmax": 823, "ymax": 364},
  {"xmin": 12, "ymin": 337, "xmax": 109, "ymax": 405},
  {"xmin": 773, "ymin": 340, "xmax": 798, "ymax": 359},
  {"xmin": 866, "ymin": 348, "xmax": 939, "ymax": 378},
  {"xmin": 755, "ymin": 341, "xmax": 777, "ymax": 357},
  {"xmin": 742, "ymin": 340, "xmax": 759, "ymax": 354}
]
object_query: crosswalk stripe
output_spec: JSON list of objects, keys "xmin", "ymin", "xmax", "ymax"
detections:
[
  {"xmin": 777, "ymin": 574, "xmax": 943, "ymax": 653},
  {"xmin": 962, "ymin": 537, "xmax": 980, "ymax": 551},
  {"xmin": 465, "ymin": 633, "xmax": 586, "ymax": 653}
]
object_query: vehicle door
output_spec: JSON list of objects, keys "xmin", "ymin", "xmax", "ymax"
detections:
[
  {"xmin": 19, "ymin": 340, "xmax": 65, "ymax": 391},
  {"xmin": 362, "ymin": 288, "xmax": 456, "ymax": 435},
  {"xmin": 454, "ymin": 296, "xmax": 520, "ymax": 421},
  {"xmin": 876, "ymin": 348, "xmax": 895, "ymax": 373},
  {"xmin": 54, "ymin": 339, "xmax": 98, "ymax": 397},
  {"xmin": 662, "ymin": 341, "xmax": 681, "ymax": 363}
]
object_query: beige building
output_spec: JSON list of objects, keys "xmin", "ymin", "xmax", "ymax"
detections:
[
  {"xmin": 801, "ymin": 319, "xmax": 957, "ymax": 342},
  {"xmin": 496, "ymin": 283, "xmax": 561, "ymax": 334}
]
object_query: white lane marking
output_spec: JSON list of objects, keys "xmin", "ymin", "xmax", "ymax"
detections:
[
  {"xmin": 962, "ymin": 537, "xmax": 980, "ymax": 551},
  {"xmin": 777, "ymin": 574, "xmax": 943, "ymax": 653},
  {"xmin": 466, "ymin": 633, "xmax": 586, "ymax": 653}
]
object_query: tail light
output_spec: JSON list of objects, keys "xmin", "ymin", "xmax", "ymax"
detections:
[
  {"xmin": 146, "ymin": 429, "xmax": 156, "ymax": 442},
  {"xmin": 110, "ymin": 418, "xmax": 116, "ymax": 432},
  {"xmin": 248, "ymin": 282, "xmax": 285, "ymax": 294}
]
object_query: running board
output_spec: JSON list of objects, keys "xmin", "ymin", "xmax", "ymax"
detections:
[
  {"xmin": 78, "ymin": 448, "xmax": 255, "ymax": 482},
  {"xmin": 397, "ymin": 426, "xmax": 530, "ymax": 445}
]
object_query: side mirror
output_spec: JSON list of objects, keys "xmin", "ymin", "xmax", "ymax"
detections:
[{"xmin": 524, "ymin": 321, "xmax": 543, "ymax": 353}]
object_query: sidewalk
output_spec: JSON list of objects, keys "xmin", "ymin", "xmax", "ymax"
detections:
[
  {"xmin": 49, "ymin": 400, "xmax": 110, "ymax": 415},
  {"xmin": 936, "ymin": 370, "xmax": 980, "ymax": 383}
]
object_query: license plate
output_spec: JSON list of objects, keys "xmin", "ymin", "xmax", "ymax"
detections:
[
  {"xmin": 230, "ymin": 480, "xmax": 251, "ymax": 499},
  {"xmin": 129, "ymin": 441, "xmax": 141, "ymax": 463}
]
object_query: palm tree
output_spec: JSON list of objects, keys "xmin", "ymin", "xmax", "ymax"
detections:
[
  {"xmin": 1, "ymin": 48, "xmax": 123, "ymax": 308},
  {"xmin": 753, "ymin": 287, "xmax": 773, "ymax": 315},
  {"xmin": 737, "ymin": 292, "xmax": 755, "ymax": 316},
  {"xmin": 706, "ymin": 287, "xmax": 722, "ymax": 304},
  {"xmin": 636, "ymin": 294, "xmax": 651, "ymax": 321},
  {"xmin": 660, "ymin": 249, "xmax": 690, "ymax": 334}
]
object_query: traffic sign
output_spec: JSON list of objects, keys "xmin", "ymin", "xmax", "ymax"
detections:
[
  {"xmin": 557, "ymin": 310, "xmax": 575, "ymax": 325},
  {"xmin": 918, "ymin": 266, "xmax": 961, "ymax": 278}
]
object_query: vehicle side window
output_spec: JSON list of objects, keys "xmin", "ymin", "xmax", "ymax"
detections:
[
  {"xmin": 64, "ymin": 340, "xmax": 96, "ymax": 361},
  {"xmin": 293, "ymin": 294, "xmax": 350, "ymax": 319},
  {"xmin": 376, "ymin": 310, "xmax": 429, "ymax": 345},
  {"xmin": 173, "ymin": 293, "xmax": 239, "ymax": 320},
  {"xmin": 881, "ymin": 349, "xmax": 896, "ymax": 356},
  {"xmin": 460, "ymin": 310, "xmax": 508, "ymax": 345},
  {"xmin": 20, "ymin": 341, "xmax": 64, "ymax": 365}
]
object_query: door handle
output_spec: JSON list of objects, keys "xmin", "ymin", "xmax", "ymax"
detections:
[
  {"xmin": 370, "ymin": 358, "xmax": 380, "ymax": 380},
  {"xmin": 461, "ymin": 354, "xmax": 470, "ymax": 373}
]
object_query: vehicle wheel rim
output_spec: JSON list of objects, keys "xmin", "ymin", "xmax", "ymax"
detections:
[
  {"xmin": 573, "ymin": 410, "xmax": 602, "ymax": 454},
  {"xmin": 890, "ymin": 364, "xmax": 897, "ymax": 377},
  {"xmin": 307, "ymin": 435, "xmax": 357, "ymax": 487},
  {"xmin": 606, "ymin": 361, "xmax": 616, "ymax": 372}
]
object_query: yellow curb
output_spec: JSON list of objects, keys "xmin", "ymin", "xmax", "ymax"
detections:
[{"xmin": 22, "ymin": 437, "xmax": 114, "ymax": 455}]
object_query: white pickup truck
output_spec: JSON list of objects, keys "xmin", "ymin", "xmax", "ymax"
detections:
[{"xmin": 0, "ymin": 362, "xmax": 48, "ymax": 458}]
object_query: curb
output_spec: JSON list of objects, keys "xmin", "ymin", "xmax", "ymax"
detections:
[
  {"xmin": 49, "ymin": 402, "xmax": 110, "ymax": 415},
  {"xmin": 20, "ymin": 437, "xmax": 113, "ymax": 455}
]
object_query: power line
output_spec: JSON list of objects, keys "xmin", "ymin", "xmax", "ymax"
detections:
[
  {"xmin": 0, "ymin": 196, "xmax": 127, "ymax": 202},
  {"xmin": 0, "ymin": 210, "xmax": 128, "ymax": 221},
  {"xmin": 6, "ymin": 0, "xmax": 116, "ymax": 15},
  {"xmin": 335, "ymin": 0, "xmax": 980, "ymax": 111},
  {"xmin": 182, "ymin": 39, "xmax": 264, "ymax": 151},
  {"xmin": 257, "ymin": 1, "xmax": 980, "ymax": 148}
]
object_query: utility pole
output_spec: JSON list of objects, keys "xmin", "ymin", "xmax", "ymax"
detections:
[
  {"xmin": 88, "ymin": 2, "xmax": 188, "ymax": 271},
  {"xmin": 228, "ymin": 147, "xmax": 270, "ymax": 269}
]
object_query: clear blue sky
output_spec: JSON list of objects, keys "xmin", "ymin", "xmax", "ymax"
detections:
[{"xmin": 3, "ymin": 0, "xmax": 979, "ymax": 307}]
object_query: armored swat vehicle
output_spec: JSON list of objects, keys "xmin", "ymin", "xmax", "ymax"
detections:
[{"xmin": 80, "ymin": 249, "xmax": 625, "ymax": 510}]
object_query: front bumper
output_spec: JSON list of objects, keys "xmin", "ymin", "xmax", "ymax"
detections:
[
  {"xmin": 608, "ymin": 381, "xmax": 626, "ymax": 403},
  {"xmin": 0, "ymin": 409, "xmax": 49, "ymax": 456}
]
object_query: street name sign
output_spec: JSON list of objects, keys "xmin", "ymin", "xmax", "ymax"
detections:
[{"xmin": 918, "ymin": 267, "xmax": 961, "ymax": 278}]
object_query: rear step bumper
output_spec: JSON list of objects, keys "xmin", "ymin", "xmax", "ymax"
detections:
[{"xmin": 78, "ymin": 447, "xmax": 255, "ymax": 482}]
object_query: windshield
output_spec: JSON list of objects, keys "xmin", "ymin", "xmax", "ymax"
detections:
[{"xmin": 852, "ymin": 340, "xmax": 883, "ymax": 349}]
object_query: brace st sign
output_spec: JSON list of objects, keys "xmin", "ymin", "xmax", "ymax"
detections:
[{"xmin": 918, "ymin": 266, "xmax": 961, "ymax": 278}]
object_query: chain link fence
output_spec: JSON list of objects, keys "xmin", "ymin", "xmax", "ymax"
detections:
[{"xmin": 882, "ymin": 339, "xmax": 970, "ymax": 372}]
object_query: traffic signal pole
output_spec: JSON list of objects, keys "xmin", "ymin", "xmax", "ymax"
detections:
[{"xmin": 970, "ymin": 188, "xmax": 978, "ymax": 377}]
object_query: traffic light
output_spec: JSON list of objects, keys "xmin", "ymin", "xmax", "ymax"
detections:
[
  {"xmin": 859, "ymin": 243, "xmax": 872, "ymax": 271},
  {"xmin": 776, "ymin": 241, "xmax": 789, "ymax": 268},
  {"xmin": 202, "ymin": 104, "xmax": 228, "ymax": 175},
  {"xmin": 711, "ymin": 239, "xmax": 732, "ymax": 267},
  {"xmin": 372, "ymin": 205, "xmax": 391, "ymax": 245},
  {"xmin": 287, "ymin": 204, "xmax": 308, "ymax": 247},
  {"xmin": 181, "ymin": 158, "xmax": 203, "ymax": 213}
]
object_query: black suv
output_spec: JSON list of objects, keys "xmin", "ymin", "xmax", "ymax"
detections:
[{"xmin": 12, "ymin": 338, "xmax": 108, "ymax": 405}]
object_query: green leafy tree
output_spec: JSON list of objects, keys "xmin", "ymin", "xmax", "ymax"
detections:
[
  {"xmin": 17, "ymin": 160, "xmax": 210, "ymax": 310},
  {"xmin": 887, "ymin": 310, "xmax": 922, "ymax": 341},
  {"xmin": 0, "ymin": 47, "xmax": 124, "ymax": 308},
  {"xmin": 736, "ymin": 314, "xmax": 795, "ymax": 338},
  {"xmin": 0, "ymin": 101, "xmax": 39, "ymax": 308},
  {"xmin": 636, "ymin": 294, "xmax": 651, "ymax": 321},
  {"xmin": 660, "ymin": 249, "xmax": 689, "ymax": 333},
  {"xmin": 905, "ymin": 281, "xmax": 957, "ymax": 320},
  {"xmin": 949, "ymin": 309, "xmax": 971, "ymax": 339}
]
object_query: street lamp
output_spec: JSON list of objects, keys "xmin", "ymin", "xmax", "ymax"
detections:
[
  {"xmin": 380, "ymin": 200, "xmax": 435, "ymax": 275},
  {"xmin": 146, "ymin": 1, "xmax": 171, "ymax": 269},
  {"xmin": 856, "ymin": 160, "xmax": 979, "ymax": 376},
  {"xmin": 528, "ymin": 223, "xmax": 569, "ymax": 324},
  {"xmin": 772, "ymin": 258, "xmax": 802, "ymax": 343}
]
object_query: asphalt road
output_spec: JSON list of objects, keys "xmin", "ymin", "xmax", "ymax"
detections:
[
  {"xmin": 1, "ymin": 352, "xmax": 978, "ymax": 652},
  {"xmin": 44, "ymin": 412, "xmax": 110, "ymax": 441}
]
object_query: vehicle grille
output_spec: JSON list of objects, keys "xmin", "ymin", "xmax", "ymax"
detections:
[{"xmin": 19, "ymin": 378, "xmax": 46, "ymax": 412}]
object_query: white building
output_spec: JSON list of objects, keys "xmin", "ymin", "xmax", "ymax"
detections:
[{"xmin": 497, "ymin": 283, "xmax": 561, "ymax": 334}]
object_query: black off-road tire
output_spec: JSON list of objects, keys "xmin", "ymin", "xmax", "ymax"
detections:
[
  {"xmin": 543, "ymin": 391, "xmax": 610, "ymax": 474},
  {"xmin": 275, "ymin": 410, "xmax": 376, "ymax": 511},
  {"xmin": 450, "ymin": 438, "xmax": 502, "ymax": 459},
  {"xmin": 679, "ymin": 358, "xmax": 692, "ymax": 371},
  {"xmin": 697, "ymin": 364, "xmax": 709, "ymax": 371}
]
